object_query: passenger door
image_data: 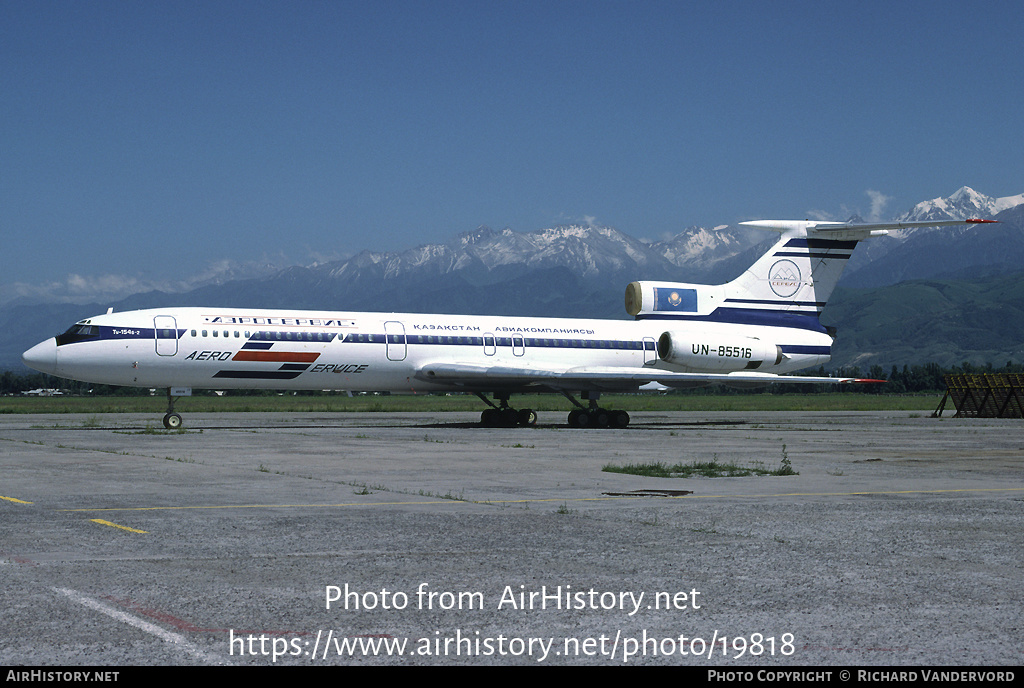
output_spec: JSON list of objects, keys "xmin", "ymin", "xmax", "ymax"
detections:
[
  {"xmin": 384, "ymin": 321, "xmax": 407, "ymax": 361},
  {"xmin": 154, "ymin": 316, "xmax": 178, "ymax": 356}
]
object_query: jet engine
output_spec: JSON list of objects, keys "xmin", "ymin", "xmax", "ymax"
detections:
[{"xmin": 656, "ymin": 331, "xmax": 783, "ymax": 372}]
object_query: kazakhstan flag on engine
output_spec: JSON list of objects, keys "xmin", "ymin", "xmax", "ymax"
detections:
[{"xmin": 654, "ymin": 288, "xmax": 697, "ymax": 312}]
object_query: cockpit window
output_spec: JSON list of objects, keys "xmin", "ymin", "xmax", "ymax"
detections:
[{"xmin": 55, "ymin": 323, "xmax": 100, "ymax": 346}]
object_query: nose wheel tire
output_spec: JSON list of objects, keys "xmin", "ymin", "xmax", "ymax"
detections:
[{"xmin": 163, "ymin": 413, "xmax": 183, "ymax": 430}]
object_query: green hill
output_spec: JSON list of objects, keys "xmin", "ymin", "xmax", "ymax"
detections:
[{"xmin": 825, "ymin": 271, "xmax": 1024, "ymax": 370}]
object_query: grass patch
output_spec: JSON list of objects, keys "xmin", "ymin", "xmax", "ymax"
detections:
[
  {"xmin": 604, "ymin": 452, "xmax": 798, "ymax": 478},
  {"xmin": 113, "ymin": 426, "xmax": 199, "ymax": 435}
]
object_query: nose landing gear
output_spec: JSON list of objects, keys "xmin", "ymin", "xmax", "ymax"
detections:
[{"xmin": 162, "ymin": 387, "xmax": 185, "ymax": 429}]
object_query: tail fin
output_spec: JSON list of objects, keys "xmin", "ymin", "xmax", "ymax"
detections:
[
  {"xmin": 724, "ymin": 225, "xmax": 857, "ymax": 323},
  {"xmin": 626, "ymin": 218, "xmax": 996, "ymax": 330}
]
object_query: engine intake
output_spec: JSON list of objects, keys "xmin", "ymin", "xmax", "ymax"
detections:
[{"xmin": 626, "ymin": 281, "xmax": 707, "ymax": 317}]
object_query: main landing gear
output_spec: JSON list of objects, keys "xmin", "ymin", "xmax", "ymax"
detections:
[
  {"xmin": 563, "ymin": 391, "xmax": 630, "ymax": 429},
  {"xmin": 162, "ymin": 388, "xmax": 183, "ymax": 430},
  {"xmin": 474, "ymin": 392, "xmax": 630, "ymax": 429},
  {"xmin": 476, "ymin": 393, "xmax": 538, "ymax": 427}
]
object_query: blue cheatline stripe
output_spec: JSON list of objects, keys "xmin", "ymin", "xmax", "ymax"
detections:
[
  {"xmin": 725, "ymin": 298, "xmax": 826, "ymax": 308},
  {"xmin": 773, "ymin": 251, "xmax": 852, "ymax": 260},
  {"xmin": 344, "ymin": 334, "xmax": 651, "ymax": 350},
  {"xmin": 213, "ymin": 370, "xmax": 303, "ymax": 380},
  {"xmin": 636, "ymin": 308, "xmax": 828, "ymax": 333},
  {"xmin": 784, "ymin": 238, "xmax": 859, "ymax": 249},
  {"xmin": 344, "ymin": 334, "xmax": 635, "ymax": 349},
  {"xmin": 248, "ymin": 331, "xmax": 337, "ymax": 343},
  {"xmin": 779, "ymin": 345, "xmax": 831, "ymax": 355}
]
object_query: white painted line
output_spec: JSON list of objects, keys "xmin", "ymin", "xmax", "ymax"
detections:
[{"xmin": 53, "ymin": 587, "xmax": 225, "ymax": 664}]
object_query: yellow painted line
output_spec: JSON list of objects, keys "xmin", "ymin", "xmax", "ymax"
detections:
[
  {"xmin": 1, "ymin": 495, "xmax": 33, "ymax": 504},
  {"xmin": 89, "ymin": 519, "xmax": 148, "ymax": 534},
  {"xmin": 64, "ymin": 500, "xmax": 478, "ymax": 512},
  {"xmin": 55, "ymin": 486, "xmax": 1024, "ymax": 512}
]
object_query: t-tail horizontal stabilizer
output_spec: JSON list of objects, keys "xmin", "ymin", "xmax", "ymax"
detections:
[{"xmin": 739, "ymin": 218, "xmax": 998, "ymax": 235}]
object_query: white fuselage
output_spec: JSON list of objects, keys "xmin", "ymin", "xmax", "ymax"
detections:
[{"xmin": 24, "ymin": 306, "xmax": 832, "ymax": 393}]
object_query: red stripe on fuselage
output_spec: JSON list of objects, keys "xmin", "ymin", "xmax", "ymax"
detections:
[{"xmin": 232, "ymin": 351, "xmax": 321, "ymax": 363}]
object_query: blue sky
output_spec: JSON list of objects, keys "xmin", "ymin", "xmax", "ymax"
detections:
[{"xmin": 2, "ymin": 1, "xmax": 1022, "ymax": 305}]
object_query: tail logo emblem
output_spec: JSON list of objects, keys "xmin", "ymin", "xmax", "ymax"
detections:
[{"xmin": 769, "ymin": 260, "xmax": 801, "ymax": 298}]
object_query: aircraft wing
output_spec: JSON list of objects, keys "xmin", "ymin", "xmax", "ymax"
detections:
[{"xmin": 415, "ymin": 362, "xmax": 881, "ymax": 392}]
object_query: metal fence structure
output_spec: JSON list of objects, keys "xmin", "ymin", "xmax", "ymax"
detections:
[{"xmin": 934, "ymin": 374, "xmax": 1024, "ymax": 418}]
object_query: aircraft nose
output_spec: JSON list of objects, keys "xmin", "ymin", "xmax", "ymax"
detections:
[{"xmin": 22, "ymin": 338, "xmax": 58, "ymax": 375}]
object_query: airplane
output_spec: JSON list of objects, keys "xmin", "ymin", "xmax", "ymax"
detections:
[{"xmin": 22, "ymin": 218, "xmax": 996, "ymax": 429}]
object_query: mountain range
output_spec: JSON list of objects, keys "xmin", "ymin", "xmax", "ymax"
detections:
[{"xmin": 4, "ymin": 186, "xmax": 1023, "ymax": 373}]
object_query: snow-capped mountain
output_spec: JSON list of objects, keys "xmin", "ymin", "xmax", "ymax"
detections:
[
  {"xmin": 650, "ymin": 224, "xmax": 765, "ymax": 271},
  {"xmin": 840, "ymin": 187, "xmax": 1024, "ymax": 287},
  {"xmin": 896, "ymin": 186, "xmax": 1024, "ymax": 223},
  {"xmin": 317, "ymin": 221, "xmax": 773, "ymax": 298},
  {"xmin": 325, "ymin": 224, "xmax": 681, "ymax": 284}
]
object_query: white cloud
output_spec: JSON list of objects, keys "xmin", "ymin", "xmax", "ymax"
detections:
[
  {"xmin": 0, "ymin": 259, "xmax": 282, "ymax": 308},
  {"xmin": 806, "ymin": 191, "xmax": 893, "ymax": 223},
  {"xmin": 555, "ymin": 213, "xmax": 602, "ymax": 228},
  {"xmin": 865, "ymin": 189, "xmax": 892, "ymax": 222},
  {"xmin": 805, "ymin": 209, "xmax": 838, "ymax": 221}
]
